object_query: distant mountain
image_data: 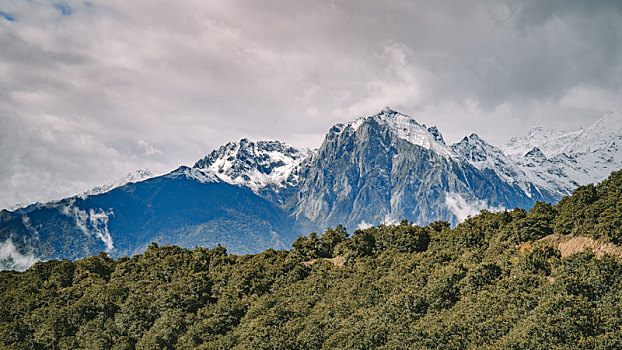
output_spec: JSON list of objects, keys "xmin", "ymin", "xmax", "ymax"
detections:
[
  {"xmin": 0, "ymin": 167, "xmax": 295, "ymax": 267},
  {"xmin": 451, "ymin": 133, "xmax": 558, "ymax": 199},
  {"xmin": 503, "ymin": 110, "xmax": 622, "ymax": 189},
  {"xmin": 2, "ymin": 108, "xmax": 622, "ymax": 270},
  {"xmin": 193, "ymin": 139, "xmax": 312, "ymax": 192},
  {"xmin": 192, "ymin": 139, "xmax": 313, "ymax": 205},
  {"xmin": 81, "ymin": 169, "xmax": 154, "ymax": 197},
  {"xmin": 503, "ymin": 125, "xmax": 582, "ymax": 159}
]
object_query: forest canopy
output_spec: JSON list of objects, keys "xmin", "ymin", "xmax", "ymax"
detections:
[{"xmin": 3, "ymin": 171, "xmax": 622, "ymax": 349}]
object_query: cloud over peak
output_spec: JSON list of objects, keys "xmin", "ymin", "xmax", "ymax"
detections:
[{"xmin": 1, "ymin": 0, "xmax": 621, "ymax": 208}]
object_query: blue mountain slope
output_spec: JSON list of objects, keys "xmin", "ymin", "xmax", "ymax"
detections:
[{"xmin": 0, "ymin": 168, "xmax": 295, "ymax": 263}]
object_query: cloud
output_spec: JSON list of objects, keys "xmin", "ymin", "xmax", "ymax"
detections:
[
  {"xmin": 333, "ymin": 42, "xmax": 425, "ymax": 119},
  {"xmin": 1, "ymin": 1, "xmax": 621, "ymax": 208},
  {"xmin": 21, "ymin": 215, "xmax": 39, "ymax": 238},
  {"xmin": 357, "ymin": 220, "xmax": 373, "ymax": 230},
  {"xmin": 60, "ymin": 201, "xmax": 114, "ymax": 251},
  {"xmin": 445, "ymin": 192, "xmax": 504, "ymax": 223},
  {"xmin": 0, "ymin": 239, "xmax": 39, "ymax": 271},
  {"xmin": 382, "ymin": 213, "xmax": 400, "ymax": 226}
]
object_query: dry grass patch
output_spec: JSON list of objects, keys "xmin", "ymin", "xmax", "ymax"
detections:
[
  {"xmin": 539, "ymin": 234, "xmax": 622, "ymax": 258},
  {"xmin": 302, "ymin": 255, "xmax": 345, "ymax": 267}
]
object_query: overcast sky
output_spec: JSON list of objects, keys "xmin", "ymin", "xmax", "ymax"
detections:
[{"xmin": 1, "ymin": 0, "xmax": 621, "ymax": 209}]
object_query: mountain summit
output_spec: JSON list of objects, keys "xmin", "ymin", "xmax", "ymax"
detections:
[
  {"xmin": 503, "ymin": 110, "xmax": 622, "ymax": 190},
  {"xmin": 342, "ymin": 108, "xmax": 454, "ymax": 158},
  {"xmin": 2, "ymin": 108, "xmax": 621, "ymax": 269},
  {"xmin": 291, "ymin": 109, "xmax": 544, "ymax": 231},
  {"xmin": 193, "ymin": 139, "xmax": 312, "ymax": 191}
]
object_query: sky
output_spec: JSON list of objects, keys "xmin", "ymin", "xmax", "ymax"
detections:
[{"xmin": 0, "ymin": 0, "xmax": 621, "ymax": 209}]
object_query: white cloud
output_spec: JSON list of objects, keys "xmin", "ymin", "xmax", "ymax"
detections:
[
  {"xmin": 60, "ymin": 201, "xmax": 114, "ymax": 251},
  {"xmin": 0, "ymin": 239, "xmax": 39, "ymax": 271},
  {"xmin": 357, "ymin": 220, "xmax": 373, "ymax": 230},
  {"xmin": 445, "ymin": 192, "xmax": 504, "ymax": 223},
  {"xmin": 333, "ymin": 42, "xmax": 425, "ymax": 120},
  {"xmin": 21, "ymin": 215, "xmax": 39, "ymax": 238},
  {"xmin": 382, "ymin": 213, "xmax": 400, "ymax": 226}
]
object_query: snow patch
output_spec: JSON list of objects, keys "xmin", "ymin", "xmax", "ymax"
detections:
[
  {"xmin": 194, "ymin": 139, "xmax": 312, "ymax": 192},
  {"xmin": 347, "ymin": 108, "xmax": 456, "ymax": 158},
  {"xmin": 0, "ymin": 239, "xmax": 39, "ymax": 271},
  {"xmin": 82, "ymin": 169, "xmax": 154, "ymax": 198},
  {"xmin": 183, "ymin": 167, "xmax": 219, "ymax": 183}
]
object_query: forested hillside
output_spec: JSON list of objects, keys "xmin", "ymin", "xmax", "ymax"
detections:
[{"xmin": 3, "ymin": 171, "xmax": 622, "ymax": 349}]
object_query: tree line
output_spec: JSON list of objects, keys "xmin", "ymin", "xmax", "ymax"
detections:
[{"xmin": 2, "ymin": 171, "xmax": 622, "ymax": 349}]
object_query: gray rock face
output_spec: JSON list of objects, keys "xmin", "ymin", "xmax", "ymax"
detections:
[{"xmin": 291, "ymin": 110, "xmax": 544, "ymax": 231}]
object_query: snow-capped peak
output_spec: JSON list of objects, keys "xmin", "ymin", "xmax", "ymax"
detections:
[
  {"xmin": 588, "ymin": 110, "xmax": 622, "ymax": 132},
  {"xmin": 165, "ymin": 166, "xmax": 220, "ymax": 183},
  {"xmin": 341, "ymin": 108, "xmax": 455, "ymax": 158},
  {"xmin": 503, "ymin": 112, "xmax": 622, "ymax": 160},
  {"xmin": 452, "ymin": 133, "xmax": 500, "ymax": 165},
  {"xmin": 452, "ymin": 133, "xmax": 526, "ymax": 184},
  {"xmin": 503, "ymin": 125, "xmax": 581, "ymax": 159},
  {"xmin": 524, "ymin": 147, "xmax": 547, "ymax": 161},
  {"xmin": 193, "ymin": 139, "xmax": 313, "ymax": 191},
  {"xmin": 82, "ymin": 169, "xmax": 154, "ymax": 197},
  {"xmin": 451, "ymin": 132, "xmax": 573, "ymax": 199},
  {"xmin": 567, "ymin": 111, "xmax": 622, "ymax": 155},
  {"xmin": 500, "ymin": 111, "xmax": 622, "ymax": 188}
]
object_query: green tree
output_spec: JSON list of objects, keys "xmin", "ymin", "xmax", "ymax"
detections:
[{"xmin": 319, "ymin": 224, "xmax": 348, "ymax": 258}]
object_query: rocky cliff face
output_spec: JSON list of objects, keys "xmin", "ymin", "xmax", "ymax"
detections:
[{"xmin": 292, "ymin": 109, "xmax": 543, "ymax": 230}]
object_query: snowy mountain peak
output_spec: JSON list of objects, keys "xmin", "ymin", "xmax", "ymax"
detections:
[
  {"xmin": 452, "ymin": 132, "xmax": 503, "ymax": 165},
  {"xmin": 467, "ymin": 133, "xmax": 483, "ymax": 141},
  {"xmin": 503, "ymin": 125, "xmax": 580, "ymax": 158},
  {"xmin": 504, "ymin": 111, "xmax": 622, "ymax": 160},
  {"xmin": 450, "ymin": 132, "xmax": 556, "ymax": 199},
  {"xmin": 343, "ymin": 108, "xmax": 454, "ymax": 158},
  {"xmin": 503, "ymin": 111, "xmax": 622, "ymax": 159},
  {"xmin": 525, "ymin": 147, "xmax": 547, "ymax": 160},
  {"xmin": 82, "ymin": 169, "xmax": 154, "ymax": 197},
  {"xmin": 568, "ymin": 111, "xmax": 622, "ymax": 155},
  {"xmin": 497, "ymin": 111, "xmax": 622, "ymax": 196},
  {"xmin": 426, "ymin": 126, "xmax": 445, "ymax": 144},
  {"xmin": 166, "ymin": 166, "xmax": 220, "ymax": 183},
  {"xmin": 193, "ymin": 139, "xmax": 312, "ymax": 191},
  {"xmin": 590, "ymin": 110, "xmax": 622, "ymax": 130}
]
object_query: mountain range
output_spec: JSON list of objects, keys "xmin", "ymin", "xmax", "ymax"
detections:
[{"xmin": 2, "ymin": 107, "xmax": 622, "ymax": 270}]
